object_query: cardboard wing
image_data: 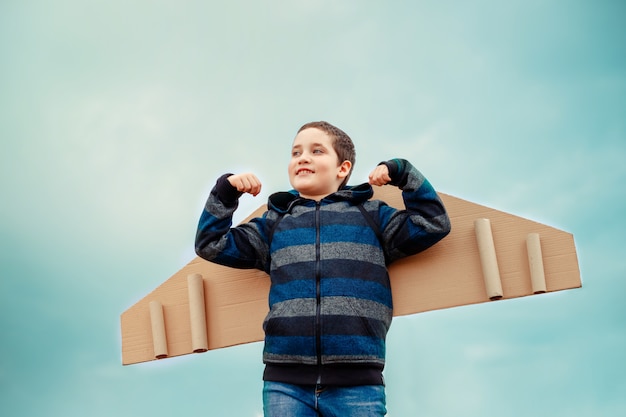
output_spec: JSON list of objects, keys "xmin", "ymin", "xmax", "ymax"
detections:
[{"xmin": 120, "ymin": 187, "xmax": 581, "ymax": 365}]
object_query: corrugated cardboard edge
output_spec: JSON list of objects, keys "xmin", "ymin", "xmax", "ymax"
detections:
[{"xmin": 121, "ymin": 187, "xmax": 581, "ymax": 365}]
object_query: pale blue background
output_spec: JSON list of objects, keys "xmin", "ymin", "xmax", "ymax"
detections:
[{"xmin": 1, "ymin": 1, "xmax": 625, "ymax": 416}]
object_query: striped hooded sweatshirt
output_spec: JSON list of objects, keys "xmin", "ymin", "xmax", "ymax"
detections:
[{"xmin": 195, "ymin": 159, "xmax": 450, "ymax": 386}]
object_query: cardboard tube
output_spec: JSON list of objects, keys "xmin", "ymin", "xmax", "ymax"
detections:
[
  {"xmin": 474, "ymin": 218, "xmax": 503, "ymax": 300},
  {"xmin": 527, "ymin": 233, "xmax": 547, "ymax": 294},
  {"xmin": 188, "ymin": 274, "xmax": 208, "ymax": 353},
  {"xmin": 149, "ymin": 300, "xmax": 168, "ymax": 359}
]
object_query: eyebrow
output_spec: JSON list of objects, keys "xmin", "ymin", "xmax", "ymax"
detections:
[{"xmin": 292, "ymin": 142, "xmax": 328, "ymax": 149}]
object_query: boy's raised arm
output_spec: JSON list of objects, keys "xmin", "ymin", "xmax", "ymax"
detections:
[
  {"xmin": 375, "ymin": 158, "xmax": 451, "ymax": 261},
  {"xmin": 195, "ymin": 173, "xmax": 269, "ymax": 270}
]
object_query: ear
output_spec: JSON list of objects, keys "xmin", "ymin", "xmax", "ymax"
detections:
[{"xmin": 337, "ymin": 160, "xmax": 352, "ymax": 179}]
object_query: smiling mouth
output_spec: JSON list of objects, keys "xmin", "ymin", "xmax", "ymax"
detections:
[{"xmin": 296, "ymin": 169, "xmax": 314, "ymax": 175}]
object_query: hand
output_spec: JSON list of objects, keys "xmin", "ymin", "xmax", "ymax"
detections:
[
  {"xmin": 227, "ymin": 173, "xmax": 262, "ymax": 196},
  {"xmin": 368, "ymin": 164, "xmax": 392, "ymax": 186}
]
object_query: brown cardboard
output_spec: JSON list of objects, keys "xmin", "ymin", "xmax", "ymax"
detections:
[{"xmin": 120, "ymin": 186, "xmax": 581, "ymax": 365}]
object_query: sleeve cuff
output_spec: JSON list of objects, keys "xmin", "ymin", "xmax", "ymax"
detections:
[
  {"xmin": 378, "ymin": 159, "xmax": 405, "ymax": 186},
  {"xmin": 215, "ymin": 173, "xmax": 243, "ymax": 206}
]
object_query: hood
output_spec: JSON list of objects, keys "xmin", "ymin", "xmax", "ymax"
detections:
[{"xmin": 268, "ymin": 183, "xmax": 374, "ymax": 214}]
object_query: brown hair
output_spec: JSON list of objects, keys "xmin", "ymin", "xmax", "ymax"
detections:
[{"xmin": 297, "ymin": 121, "xmax": 355, "ymax": 188}]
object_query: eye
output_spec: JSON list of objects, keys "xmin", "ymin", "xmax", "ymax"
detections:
[
  {"xmin": 292, "ymin": 150, "xmax": 301, "ymax": 157},
  {"xmin": 313, "ymin": 148, "xmax": 324, "ymax": 154}
]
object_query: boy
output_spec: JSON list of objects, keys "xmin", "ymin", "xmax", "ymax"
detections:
[{"xmin": 195, "ymin": 121, "xmax": 450, "ymax": 416}]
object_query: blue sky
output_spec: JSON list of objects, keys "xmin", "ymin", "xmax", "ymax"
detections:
[{"xmin": 1, "ymin": 1, "xmax": 625, "ymax": 416}]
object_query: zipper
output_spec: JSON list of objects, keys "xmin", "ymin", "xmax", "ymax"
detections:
[{"xmin": 314, "ymin": 201, "xmax": 322, "ymax": 382}]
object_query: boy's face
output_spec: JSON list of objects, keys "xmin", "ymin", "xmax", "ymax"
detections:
[{"xmin": 289, "ymin": 128, "xmax": 352, "ymax": 201}]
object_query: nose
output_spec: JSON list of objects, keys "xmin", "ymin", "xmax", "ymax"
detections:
[{"xmin": 297, "ymin": 152, "xmax": 311, "ymax": 163}]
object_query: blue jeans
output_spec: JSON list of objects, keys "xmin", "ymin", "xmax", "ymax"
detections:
[{"xmin": 263, "ymin": 381, "xmax": 387, "ymax": 417}]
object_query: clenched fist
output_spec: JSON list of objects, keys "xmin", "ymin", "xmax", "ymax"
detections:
[
  {"xmin": 368, "ymin": 164, "xmax": 392, "ymax": 187},
  {"xmin": 227, "ymin": 173, "xmax": 262, "ymax": 196}
]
